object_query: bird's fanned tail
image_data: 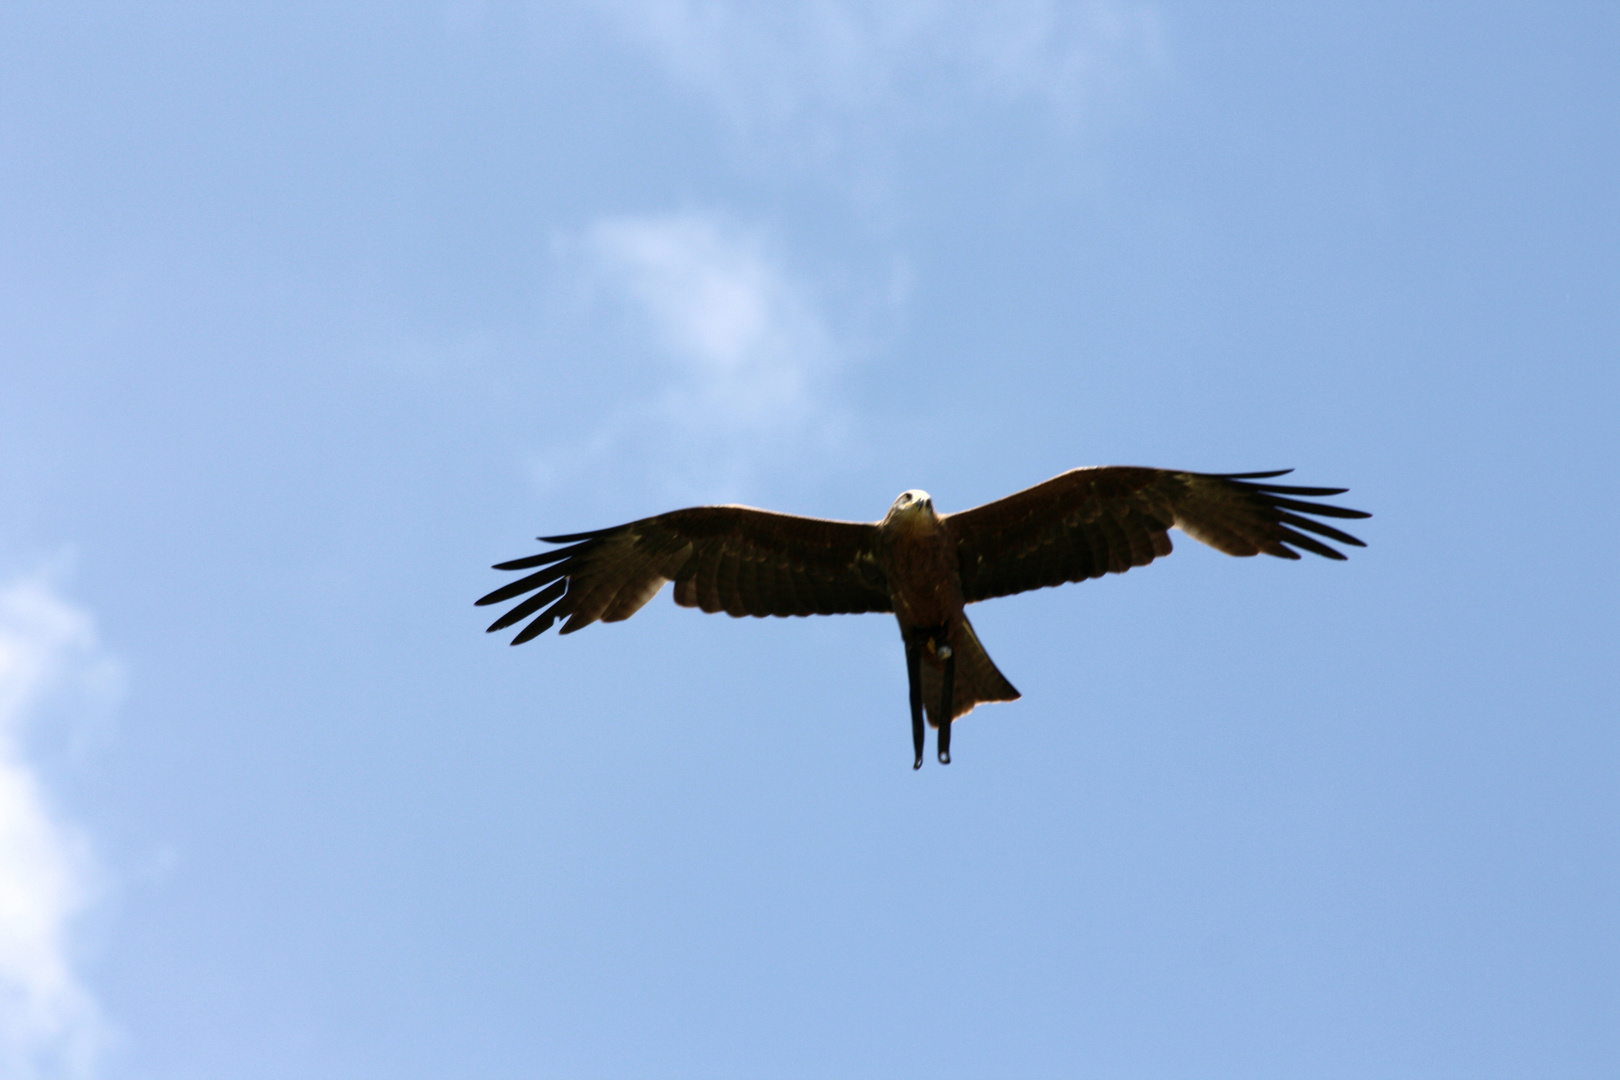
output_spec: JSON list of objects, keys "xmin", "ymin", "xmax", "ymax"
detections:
[{"xmin": 918, "ymin": 615, "xmax": 1019, "ymax": 726}]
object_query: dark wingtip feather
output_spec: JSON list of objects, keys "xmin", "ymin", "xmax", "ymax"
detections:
[
  {"xmin": 475, "ymin": 565, "xmax": 569, "ymax": 607},
  {"xmin": 484, "ymin": 580, "xmax": 568, "ymax": 632},
  {"xmin": 510, "ymin": 613, "xmax": 557, "ymax": 644},
  {"xmin": 1247, "ymin": 483, "xmax": 1352, "ymax": 497},
  {"xmin": 539, "ymin": 528, "xmax": 610, "ymax": 543},
  {"xmin": 1219, "ymin": 469, "xmax": 1367, "ymax": 501},
  {"xmin": 1216, "ymin": 469, "xmax": 1372, "ymax": 561},
  {"xmin": 1264, "ymin": 495, "xmax": 1371, "ymax": 520},
  {"xmin": 492, "ymin": 546, "xmax": 577, "ymax": 572},
  {"xmin": 1275, "ymin": 512, "xmax": 1368, "ymax": 548},
  {"xmin": 1216, "ymin": 468, "xmax": 1295, "ymax": 479},
  {"xmin": 1275, "ymin": 525, "xmax": 1349, "ymax": 560}
]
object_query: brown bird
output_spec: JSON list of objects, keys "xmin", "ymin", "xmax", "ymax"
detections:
[{"xmin": 477, "ymin": 467, "xmax": 1369, "ymax": 768}]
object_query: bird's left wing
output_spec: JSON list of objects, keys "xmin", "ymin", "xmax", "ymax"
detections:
[
  {"xmin": 945, "ymin": 467, "xmax": 1370, "ymax": 604},
  {"xmin": 477, "ymin": 506, "xmax": 890, "ymax": 644}
]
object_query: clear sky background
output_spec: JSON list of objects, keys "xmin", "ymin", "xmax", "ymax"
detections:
[{"xmin": 1, "ymin": 3, "xmax": 1615, "ymax": 1078}]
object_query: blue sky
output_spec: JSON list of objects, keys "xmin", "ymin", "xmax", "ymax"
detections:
[{"xmin": 1, "ymin": 2, "xmax": 1615, "ymax": 1077}]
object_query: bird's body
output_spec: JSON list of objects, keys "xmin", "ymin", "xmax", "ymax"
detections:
[
  {"xmin": 478, "ymin": 466, "xmax": 1369, "ymax": 767},
  {"xmin": 878, "ymin": 492, "xmax": 963, "ymax": 629},
  {"xmin": 873, "ymin": 491, "xmax": 1018, "ymax": 761}
]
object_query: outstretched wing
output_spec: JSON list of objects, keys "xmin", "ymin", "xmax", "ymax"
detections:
[
  {"xmin": 477, "ymin": 506, "xmax": 890, "ymax": 644},
  {"xmin": 946, "ymin": 467, "xmax": 1370, "ymax": 604}
]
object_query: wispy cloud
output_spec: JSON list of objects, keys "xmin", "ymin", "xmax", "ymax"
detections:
[
  {"xmin": 0, "ymin": 576, "xmax": 117, "ymax": 1080},
  {"xmin": 590, "ymin": 0, "xmax": 1165, "ymax": 171},
  {"xmin": 533, "ymin": 212, "xmax": 860, "ymax": 503},
  {"xmin": 587, "ymin": 215, "xmax": 833, "ymax": 424}
]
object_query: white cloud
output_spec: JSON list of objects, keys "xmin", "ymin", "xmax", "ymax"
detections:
[
  {"xmin": 590, "ymin": 0, "xmax": 1164, "ymax": 167},
  {"xmin": 0, "ymin": 576, "xmax": 116, "ymax": 1080},
  {"xmin": 534, "ymin": 212, "xmax": 858, "ymax": 502},
  {"xmin": 587, "ymin": 214, "xmax": 832, "ymax": 424}
]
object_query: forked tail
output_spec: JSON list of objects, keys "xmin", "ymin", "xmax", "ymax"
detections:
[{"xmin": 919, "ymin": 614, "xmax": 1019, "ymax": 726}]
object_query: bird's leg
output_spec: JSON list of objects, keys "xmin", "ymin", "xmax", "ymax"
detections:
[
  {"xmin": 906, "ymin": 633, "xmax": 925, "ymax": 770},
  {"xmin": 936, "ymin": 629, "xmax": 955, "ymax": 765}
]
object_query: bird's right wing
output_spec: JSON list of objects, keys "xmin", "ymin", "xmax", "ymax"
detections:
[
  {"xmin": 945, "ymin": 467, "xmax": 1370, "ymax": 604},
  {"xmin": 477, "ymin": 506, "xmax": 890, "ymax": 644}
]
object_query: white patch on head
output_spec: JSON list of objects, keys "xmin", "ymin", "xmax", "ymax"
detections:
[{"xmin": 892, "ymin": 489, "xmax": 931, "ymax": 509}]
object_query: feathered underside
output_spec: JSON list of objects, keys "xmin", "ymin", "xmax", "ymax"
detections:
[
  {"xmin": 476, "ymin": 506, "xmax": 890, "ymax": 644},
  {"xmin": 945, "ymin": 467, "xmax": 1370, "ymax": 604}
]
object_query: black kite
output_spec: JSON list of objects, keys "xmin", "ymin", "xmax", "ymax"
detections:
[{"xmin": 478, "ymin": 467, "xmax": 1369, "ymax": 768}]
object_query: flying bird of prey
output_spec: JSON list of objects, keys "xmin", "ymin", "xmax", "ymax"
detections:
[{"xmin": 478, "ymin": 467, "xmax": 1369, "ymax": 768}]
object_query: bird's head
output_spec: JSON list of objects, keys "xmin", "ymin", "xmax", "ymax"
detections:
[{"xmin": 883, "ymin": 489, "xmax": 936, "ymax": 527}]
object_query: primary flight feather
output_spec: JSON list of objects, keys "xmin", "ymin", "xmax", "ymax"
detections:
[{"xmin": 478, "ymin": 466, "xmax": 1369, "ymax": 768}]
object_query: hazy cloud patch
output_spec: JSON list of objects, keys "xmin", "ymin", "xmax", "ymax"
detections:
[
  {"xmin": 589, "ymin": 214, "xmax": 833, "ymax": 425},
  {"xmin": 532, "ymin": 212, "xmax": 858, "ymax": 504},
  {"xmin": 0, "ymin": 576, "xmax": 117, "ymax": 1080},
  {"xmin": 590, "ymin": 0, "xmax": 1165, "ymax": 173}
]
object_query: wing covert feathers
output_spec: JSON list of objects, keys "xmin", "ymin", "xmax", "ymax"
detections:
[
  {"xmin": 477, "ymin": 506, "xmax": 890, "ymax": 644},
  {"xmin": 946, "ymin": 466, "xmax": 1368, "ymax": 604}
]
